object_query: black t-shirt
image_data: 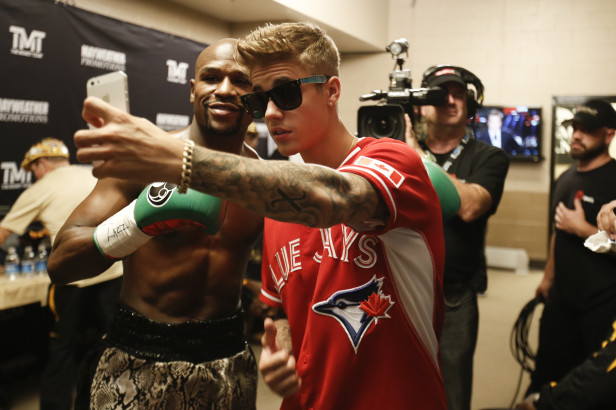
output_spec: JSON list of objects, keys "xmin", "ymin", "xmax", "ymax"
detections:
[
  {"xmin": 551, "ymin": 160, "xmax": 616, "ymax": 310},
  {"xmin": 424, "ymin": 137, "xmax": 509, "ymax": 291}
]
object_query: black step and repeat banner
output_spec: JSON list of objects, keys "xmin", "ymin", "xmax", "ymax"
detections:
[{"xmin": 0, "ymin": 0, "xmax": 208, "ymax": 217}]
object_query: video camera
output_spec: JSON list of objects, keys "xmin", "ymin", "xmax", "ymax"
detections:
[{"xmin": 357, "ymin": 38, "xmax": 447, "ymax": 141}]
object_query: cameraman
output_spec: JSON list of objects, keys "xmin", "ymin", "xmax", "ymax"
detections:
[{"xmin": 405, "ymin": 66, "xmax": 509, "ymax": 410}]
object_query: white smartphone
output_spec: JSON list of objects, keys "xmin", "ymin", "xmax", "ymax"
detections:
[
  {"xmin": 86, "ymin": 71, "xmax": 130, "ymax": 114},
  {"xmin": 85, "ymin": 71, "xmax": 129, "ymax": 165}
]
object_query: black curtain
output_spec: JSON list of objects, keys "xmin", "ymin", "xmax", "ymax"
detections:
[{"xmin": 0, "ymin": 0, "xmax": 208, "ymax": 216}]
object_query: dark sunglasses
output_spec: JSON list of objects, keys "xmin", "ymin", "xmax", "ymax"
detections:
[{"xmin": 241, "ymin": 75, "xmax": 330, "ymax": 119}]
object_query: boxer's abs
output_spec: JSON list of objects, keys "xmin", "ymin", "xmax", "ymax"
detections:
[{"xmin": 119, "ymin": 228, "xmax": 248, "ymax": 324}]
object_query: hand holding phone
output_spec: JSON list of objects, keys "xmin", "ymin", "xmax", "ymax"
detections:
[
  {"xmin": 85, "ymin": 71, "xmax": 130, "ymax": 166},
  {"xmin": 86, "ymin": 71, "xmax": 130, "ymax": 119}
]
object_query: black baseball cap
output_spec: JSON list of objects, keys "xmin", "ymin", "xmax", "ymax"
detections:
[
  {"xmin": 423, "ymin": 66, "xmax": 467, "ymax": 88},
  {"xmin": 562, "ymin": 99, "xmax": 616, "ymax": 130}
]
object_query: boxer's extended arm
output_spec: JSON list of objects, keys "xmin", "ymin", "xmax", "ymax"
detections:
[
  {"xmin": 47, "ymin": 178, "xmax": 140, "ymax": 284},
  {"xmin": 93, "ymin": 183, "xmax": 224, "ymax": 259},
  {"xmin": 403, "ymin": 112, "xmax": 490, "ymax": 222},
  {"xmin": 75, "ymin": 98, "xmax": 386, "ymax": 230},
  {"xmin": 422, "ymin": 159, "xmax": 461, "ymax": 220}
]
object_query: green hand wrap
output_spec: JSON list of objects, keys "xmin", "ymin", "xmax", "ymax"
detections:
[
  {"xmin": 135, "ymin": 182, "xmax": 224, "ymax": 235},
  {"xmin": 422, "ymin": 158, "xmax": 461, "ymax": 221},
  {"xmin": 93, "ymin": 182, "xmax": 224, "ymax": 260}
]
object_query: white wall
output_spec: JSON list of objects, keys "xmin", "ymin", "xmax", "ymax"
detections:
[
  {"xmin": 273, "ymin": 0, "xmax": 389, "ymax": 51},
  {"xmin": 340, "ymin": 0, "xmax": 616, "ymax": 193},
  {"xmin": 73, "ymin": 0, "xmax": 616, "ymax": 259},
  {"xmin": 75, "ymin": 0, "xmax": 230, "ymax": 45}
]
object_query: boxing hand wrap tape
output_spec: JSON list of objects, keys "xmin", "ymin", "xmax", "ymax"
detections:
[{"xmin": 93, "ymin": 200, "xmax": 152, "ymax": 260}]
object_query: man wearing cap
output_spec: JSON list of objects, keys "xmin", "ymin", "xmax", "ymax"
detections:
[
  {"xmin": 405, "ymin": 65, "xmax": 509, "ymax": 410},
  {"xmin": 0, "ymin": 138, "xmax": 122, "ymax": 410},
  {"xmin": 525, "ymin": 99, "xmax": 616, "ymax": 398}
]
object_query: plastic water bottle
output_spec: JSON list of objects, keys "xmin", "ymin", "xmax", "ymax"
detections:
[
  {"xmin": 4, "ymin": 246, "xmax": 20, "ymax": 279},
  {"xmin": 35, "ymin": 244, "xmax": 48, "ymax": 275},
  {"xmin": 20, "ymin": 245, "xmax": 35, "ymax": 276}
]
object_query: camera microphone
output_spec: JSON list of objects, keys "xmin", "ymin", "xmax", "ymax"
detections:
[
  {"xmin": 360, "ymin": 87, "xmax": 447, "ymax": 106},
  {"xmin": 359, "ymin": 91, "xmax": 388, "ymax": 102},
  {"xmin": 407, "ymin": 87, "xmax": 448, "ymax": 106}
]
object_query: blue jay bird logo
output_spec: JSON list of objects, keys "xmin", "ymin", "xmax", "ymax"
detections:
[{"xmin": 312, "ymin": 276, "xmax": 394, "ymax": 353}]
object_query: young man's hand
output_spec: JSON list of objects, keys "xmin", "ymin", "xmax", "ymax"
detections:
[
  {"xmin": 74, "ymin": 97, "xmax": 184, "ymax": 185},
  {"xmin": 259, "ymin": 317, "xmax": 302, "ymax": 397}
]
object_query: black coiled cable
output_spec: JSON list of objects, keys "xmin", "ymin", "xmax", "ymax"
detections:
[
  {"xmin": 511, "ymin": 295, "xmax": 544, "ymax": 372},
  {"xmin": 508, "ymin": 294, "xmax": 544, "ymax": 408}
]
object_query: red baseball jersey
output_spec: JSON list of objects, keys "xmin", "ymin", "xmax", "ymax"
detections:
[{"xmin": 260, "ymin": 137, "xmax": 446, "ymax": 410}]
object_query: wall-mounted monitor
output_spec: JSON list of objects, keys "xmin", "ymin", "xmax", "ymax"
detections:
[{"xmin": 474, "ymin": 106, "xmax": 542, "ymax": 162}]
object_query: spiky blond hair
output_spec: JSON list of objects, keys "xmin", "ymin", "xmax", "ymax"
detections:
[{"xmin": 236, "ymin": 22, "xmax": 340, "ymax": 78}]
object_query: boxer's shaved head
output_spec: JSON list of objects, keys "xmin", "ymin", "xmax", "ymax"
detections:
[{"xmin": 190, "ymin": 38, "xmax": 252, "ymax": 139}]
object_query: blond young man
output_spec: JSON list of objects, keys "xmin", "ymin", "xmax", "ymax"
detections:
[{"xmin": 66, "ymin": 22, "xmax": 447, "ymax": 409}]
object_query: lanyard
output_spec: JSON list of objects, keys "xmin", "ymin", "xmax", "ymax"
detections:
[{"xmin": 421, "ymin": 133, "xmax": 470, "ymax": 172}]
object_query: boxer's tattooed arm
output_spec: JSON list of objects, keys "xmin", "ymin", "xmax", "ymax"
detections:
[{"xmin": 190, "ymin": 147, "xmax": 386, "ymax": 228}]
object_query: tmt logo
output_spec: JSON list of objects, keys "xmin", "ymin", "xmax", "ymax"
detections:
[
  {"xmin": 166, "ymin": 60, "xmax": 189, "ymax": 84},
  {"xmin": 1, "ymin": 162, "xmax": 32, "ymax": 190},
  {"xmin": 9, "ymin": 25, "xmax": 46, "ymax": 59}
]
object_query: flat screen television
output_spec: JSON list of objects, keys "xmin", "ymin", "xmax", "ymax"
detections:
[{"xmin": 473, "ymin": 105, "xmax": 542, "ymax": 162}]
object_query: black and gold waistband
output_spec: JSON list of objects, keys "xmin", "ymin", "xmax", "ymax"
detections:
[{"xmin": 105, "ymin": 303, "xmax": 246, "ymax": 363}]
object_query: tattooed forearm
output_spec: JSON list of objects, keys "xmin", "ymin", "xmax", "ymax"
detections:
[
  {"xmin": 271, "ymin": 190, "xmax": 306, "ymax": 211},
  {"xmin": 190, "ymin": 146, "xmax": 383, "ymax": 228}
]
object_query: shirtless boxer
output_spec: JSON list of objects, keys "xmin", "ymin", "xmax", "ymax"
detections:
[
  {"xmin": 47, "ymin": 39, "xmax": 263, "ymax": 409},
  {"xmin": 67, "ymin": 22, "xmax": 447, "ymax": 409}
]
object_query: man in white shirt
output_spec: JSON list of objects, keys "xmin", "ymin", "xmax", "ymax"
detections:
[{"xmin": 0, "ymin": 138, "xmax": 122, "ymax": 410}]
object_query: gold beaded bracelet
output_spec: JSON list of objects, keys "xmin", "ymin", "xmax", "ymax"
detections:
[{"xmin": 178, "ymin": 139, "xmax": 195, "ymax": 194}]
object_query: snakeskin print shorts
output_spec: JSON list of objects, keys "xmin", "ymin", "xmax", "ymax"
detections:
[{"xmin": 75, "ymin": 303, "xmax": 257, "ymax": 410}]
